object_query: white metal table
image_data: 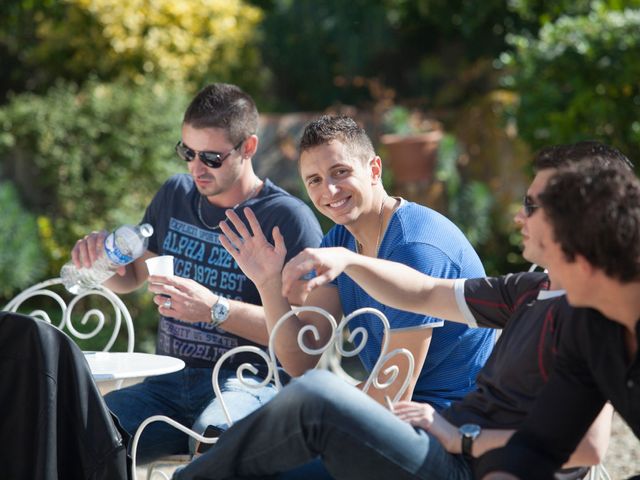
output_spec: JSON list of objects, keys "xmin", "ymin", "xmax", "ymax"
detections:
[{"xmin": 84, "ymin": 351, "xmax": 185, "ymax": 393}]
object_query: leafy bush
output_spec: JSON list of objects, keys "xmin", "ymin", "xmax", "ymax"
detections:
[
  {"xmin": 0, "ymin": 79, "xmax": 188, "ymax": 267},
  {"xmin": 0, "ymin": 0, "xmax": 264, "ymax": 98},
  {"xmin": 436, "ymin": 134, "xmax": 493, "ymax": 247},
  {"xmin": 0, "ymin": 182, "xmax": 47, "ymax": 298},
  {"xmin": 256, "ymin": 0, "xmax": 405, "ymax": 110},
  {"xmin": 502, "ymin": 5, "xmax": 640, "ymax": 157}
]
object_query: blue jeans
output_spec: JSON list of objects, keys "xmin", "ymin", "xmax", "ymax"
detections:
[
  {"xmin": 174, "ymin": 370, "xmax": 472, "ymax": 480},
  {"xmin": 105, "ymin": 366, "xmax": 277, "ymax": 464}
]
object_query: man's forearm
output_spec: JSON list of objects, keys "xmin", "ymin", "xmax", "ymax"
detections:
[
  {"xmin": 103, "ymin": 263, "xmax": 144, "ymax": 293},
  {"xmin": 343, "ymin": 254, "xmax": 465, "ymax": 323},
  {"xmin": 218, "ymin": 300, "xmax": 270, "ymax": 346},
  {"xmin": 471, "ymin": 430, "xmax": 516, "ymax": 458},
  {"xmin": 442, "ymin": 414, "xmax": 607, "ymax": 465},
  {"xmin": 563, "ymin": 403, "xmax": 612, "ymax": 467}
]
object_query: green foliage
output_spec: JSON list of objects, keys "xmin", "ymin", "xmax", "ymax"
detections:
[
  {"xmin": 436, "ymin": 134, "xmax": 494, "ymax": 246},
  {"xmin": 0, "ymin": 0, "xmax": 57, "ymax": 99},
  {"xmin": 255, "ymin": 0, "xmax": 583, "ymax": 111},
  {"xmin": 376, "ymin": 0, "xmax": 532, "ymax": 108},
  {"xmin": 507, "ymin": 0, "xmax": 640, "ymax": 23},
  {"xmin": 258, "ymin": 0, "xmax": 395, "ymax": 110},
  {"xmin": 507, "ymin": 0, "xmax": 595, "ymax": 23},
  {"xmin": 382, "ymin": 107, "xmax": 415, "ymax": 135},
  {"xmin": 502, "ymin": 5, "xmax": 640, "ymax": 156},
  {"xmin": 0, "ymin": 182, "xmax": 48, "ymax": 298},
  {"xmin": 381, "ymin": 106, "xmax": 439, "ymax": 135},
  {"xmin": 0, "ymin": 0, "xmax": 264, "ymax": 99},
  {"xmin": 0, "ymin": 79, "xmax": 188, "ymax": 264}
]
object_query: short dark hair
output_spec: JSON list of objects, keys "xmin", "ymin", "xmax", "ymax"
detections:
[
  {"xmin": 183, "ymin": 83, "xmax": 258, "ymax": 144},
  {"xmin": 299, "ymin": 115, "xmax": 375, "ymax": 163},
  {"xmin": 539, "ymin": 161, "xmax": 640, "ymax": 282},
  {"xmin": 533, "ymin": 140, "xmax": 633, "ymax": 172}
]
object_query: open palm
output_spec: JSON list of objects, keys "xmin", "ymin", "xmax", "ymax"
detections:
[{"xmin": 219, "ymin": 207, "xmax": 287, "ymax": 289}]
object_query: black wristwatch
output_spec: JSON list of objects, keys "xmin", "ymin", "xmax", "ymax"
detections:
[{"xmin": 459, "ymin": 423, "xmax": 481, "ymax": 460}]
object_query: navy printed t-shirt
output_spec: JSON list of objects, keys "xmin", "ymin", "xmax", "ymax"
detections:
[{"xmin": 142, "ymin": 174, "xmax": 323, "ymax": 368}]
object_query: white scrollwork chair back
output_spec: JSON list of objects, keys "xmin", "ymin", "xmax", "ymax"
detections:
[
  {"xmin": 3, "ymin": 277, "xmax": 135, "ymax": 353},
  {"xmin": 133, "ymin": 306, "xmax": 415, "ymax": 480}
]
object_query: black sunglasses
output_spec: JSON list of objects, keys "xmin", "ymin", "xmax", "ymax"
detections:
[
  {"xmin": 175, "ymin": 139, "xmax": 244, "ymax": 169},
  {"xmin": 523, "ymin": 195, "xmax": 541, "ymax": 217}
]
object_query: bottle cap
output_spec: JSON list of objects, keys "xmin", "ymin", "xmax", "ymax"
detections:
[{"xmin": 139, "ymin": 223, "xmax": 154, "ymax": 237}]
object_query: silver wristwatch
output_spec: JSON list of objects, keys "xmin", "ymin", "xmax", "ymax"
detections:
[
  {"xmin": 210, "ymin": 295, "xmax": 230, "ymax": 327},
  {"xmin": 459, "ymin": 423, "xmax": 481, "ymax": 460}
]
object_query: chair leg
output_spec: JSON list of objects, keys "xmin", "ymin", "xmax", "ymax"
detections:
[
  {"xmin": 588, "ymin": 463, "xmax": 612, "ymax": 480},
  {"xmin": 147, "ymin": 468, "xmax": 170, "ymax": 480},
  {"xmin": 146, "ymin": 456, "xmax": 193, "ymax": 480}
]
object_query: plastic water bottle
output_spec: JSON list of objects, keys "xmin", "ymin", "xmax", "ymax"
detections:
[{"xmin": 60, "ymin": 223, "xmax": 154, "ymax": 294}]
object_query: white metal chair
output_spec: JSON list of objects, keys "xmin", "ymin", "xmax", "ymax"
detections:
[
  {"xmin": 132, "ymin": 306, "xmax": 416, "ymax": 480},
  {"xmin": 3, "ymin": 277, "xmax": 135, "ymax": 353},
  {"xmin": 4, "ymin": 277, "xmax": 135, "ymax": 394}
]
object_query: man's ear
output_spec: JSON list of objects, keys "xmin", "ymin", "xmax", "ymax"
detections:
[
  {"xmin": 370, "ymin": 156, "xmax": 383, "ymax": 184},
  {"xmin": 241, "ymin": 134, "xmax": 259, "ymax": 159},
  {"xmin": 575, "ymin": 253, "xmax": 596, "ymax": 278}
]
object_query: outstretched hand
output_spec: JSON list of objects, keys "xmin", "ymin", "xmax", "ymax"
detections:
[
  {"xmin": 219, "ymin": 207, "xmax": 288, "ymax": 290},
  {"xmin": 281, "ymin": 247, "xmax": 352, "ymax": 297}
]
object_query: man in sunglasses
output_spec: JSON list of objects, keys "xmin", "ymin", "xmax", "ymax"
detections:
[
  {"xmin": 172, "ymin": 141, "xmax": 629, "ymax": 480},
  {"xmin": 69, "ymin": 83, "xmax": 323, "ymax": 463},
  {"xmin": 477, "ymin": 162, "xmax": 640, "ymax": 479}
]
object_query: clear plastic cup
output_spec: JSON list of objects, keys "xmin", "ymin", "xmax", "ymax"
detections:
[{"xmin": 145, "ymin": 255, "xmax": 174, "ymax": 276}]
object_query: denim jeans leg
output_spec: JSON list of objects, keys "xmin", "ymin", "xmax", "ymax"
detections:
[
  {"xmin": 275, "ymin": 458, "xmax": 332, "ymax": 480},
  {"xmin": 189, "ymin": 368, "xmax": 278, "ymax": 451},
  {"xmin": 175, "ymin": 370, "xmax": 472, "ymax": 480}
]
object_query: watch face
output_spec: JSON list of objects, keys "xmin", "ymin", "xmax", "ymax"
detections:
[
  {"xmin": 213, "ymin": 297, "xmax": 229, "ymax": 322},
  {"xmin": 214, "ymin": 303, "xmax": 229, "ymax": 319},
  {"xmin": 460, "ymin": 424, "xmax": 481, "ymax": 438}
]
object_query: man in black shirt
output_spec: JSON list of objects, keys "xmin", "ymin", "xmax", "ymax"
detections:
[{"xmin": 477, "ymin": 163, "xmax": 640, "ymax": 479}]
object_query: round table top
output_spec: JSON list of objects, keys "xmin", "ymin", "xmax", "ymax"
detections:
[{"xmin": 84, "ymin": 351, "xmax": 185, "ymax": 381}]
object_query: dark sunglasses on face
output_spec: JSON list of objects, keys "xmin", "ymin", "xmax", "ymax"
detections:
[
  {"xmin": 175, "ymin": 139, "xmax": 244, "ymax": 169},
  {"xmin": 523, "ymin": 195, "xmax": 541, "ymax": 217}
]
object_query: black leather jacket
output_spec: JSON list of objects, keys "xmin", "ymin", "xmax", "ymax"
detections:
[{"xmin": 0, "ymin": 311, "xmax": 129, "ymax": 479}]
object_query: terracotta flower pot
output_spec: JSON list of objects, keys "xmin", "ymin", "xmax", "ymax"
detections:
[{"xmin": 380, "ymin": 130, "xmax": 443, "ymax": 184}]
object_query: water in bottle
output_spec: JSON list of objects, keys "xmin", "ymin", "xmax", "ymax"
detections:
[{"xmin": 61, "ymin": 223, "xmax": 154, "ymax": 294}]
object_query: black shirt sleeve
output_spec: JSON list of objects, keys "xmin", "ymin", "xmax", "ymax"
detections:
[
  {"xmin": 463, "ymin": 272, "xmax": 549, "ymax": 329},
  {"xmin": 475, "ymin": 305, "xmax": 607, "ymax": 479}
]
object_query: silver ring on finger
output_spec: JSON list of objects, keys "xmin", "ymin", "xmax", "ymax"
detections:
[{"xmin": 163, "ymin": 298, "xmax": 172, "ymax": 309}]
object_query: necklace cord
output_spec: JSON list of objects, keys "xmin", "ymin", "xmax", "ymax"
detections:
[
  {"xmin": 356, "ymin": 195, "xmax": 388, "ymax": 256},
  {"xmin": 197, "ymin": 179, "xmax": 262, "ymax": 230}
]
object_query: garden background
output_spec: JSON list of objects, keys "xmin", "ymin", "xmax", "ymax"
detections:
[
  {"xmin": 1, "ymin": 0, "xmax": 639, "ymax": 361},
  {"xmin": 2, "ymin": 1, "xmax": 640, "ymax": 475}
]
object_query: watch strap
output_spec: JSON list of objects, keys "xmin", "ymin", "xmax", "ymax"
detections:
[
  {"xmin": 459, "ymin": 424, "xmax": 481, "ymax": 461},
  {"xmin": 461, "ymin": 434, "xmax": 474, "ymax": 459}
]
